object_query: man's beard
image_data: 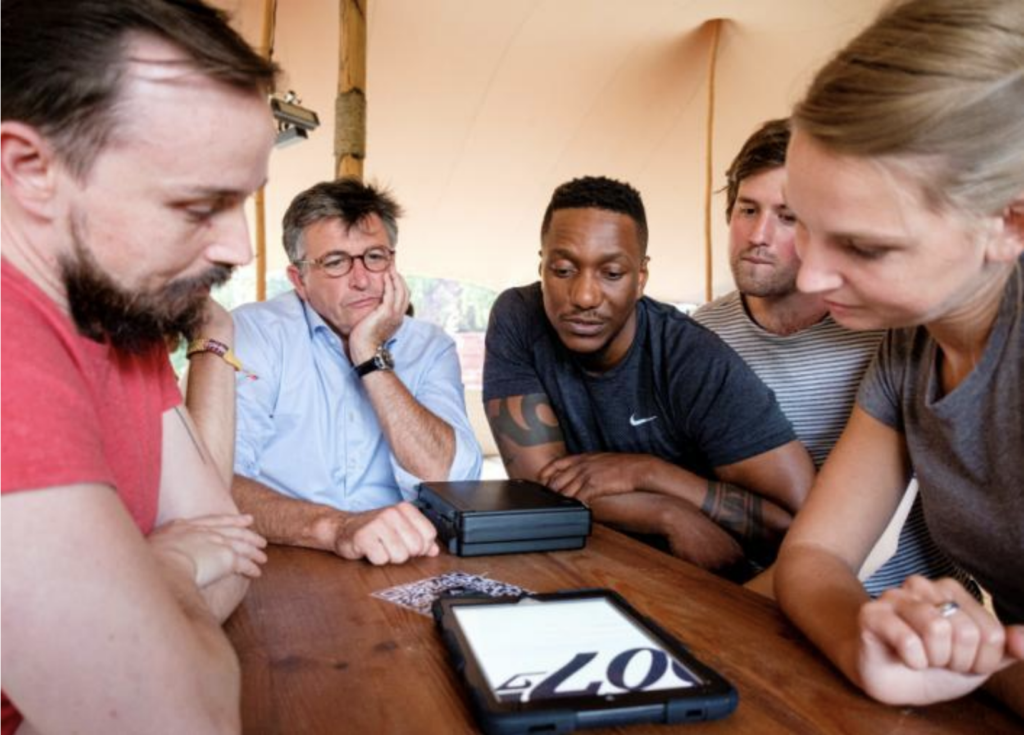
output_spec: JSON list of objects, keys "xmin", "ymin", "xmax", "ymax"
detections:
[
  {"xmin": 735, "ymin": 270, "xmax": 799, "ymax": 299},
  {"xmin": 61, "ymin": 226, "xmax": 233, "ymax": 354},
  {"xmin": 731, "ymin": 253, "xmax": 799, "ymax": 299}
]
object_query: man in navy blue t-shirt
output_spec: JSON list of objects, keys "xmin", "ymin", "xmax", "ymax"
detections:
[{"xmin": 483, "ymin": 176, "xmax": 814, "ymax": 578}]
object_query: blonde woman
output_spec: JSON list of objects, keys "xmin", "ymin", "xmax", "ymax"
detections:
[{"xmin": 775, "ymin": 0, "xmax": 1024, "ymax": 716}]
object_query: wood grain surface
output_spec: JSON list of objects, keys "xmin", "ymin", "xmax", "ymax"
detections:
[{"xmin": 225, "ymin": 525, "xmax": 1021, "ymax": 734}]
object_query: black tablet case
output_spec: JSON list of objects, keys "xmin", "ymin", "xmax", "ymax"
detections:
[
  {"xmin": 415, "ymin": 479, "xmax": 591, "ymax": 556},
  {"xmin": 433, "ymin": 589, "xmax": 739, "ymax": 734}
]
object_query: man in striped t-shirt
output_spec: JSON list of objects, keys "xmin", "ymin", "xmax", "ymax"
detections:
[{"xmin": 695, "ymin": 118, "xmax": 970, "ymax": 598}]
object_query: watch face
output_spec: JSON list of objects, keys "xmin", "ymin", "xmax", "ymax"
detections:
[
  {"xmin": 375, "ymin": 347, "xmax": 395, "ymax": 370},
  {"xmin": 357, "ymin": 346, "xmax": 394, "ymax": 377}
]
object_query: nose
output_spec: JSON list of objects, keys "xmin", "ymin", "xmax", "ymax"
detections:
[
  {"xmin": 750, "ymin": 212, "xmax": 775, "ymax": 245},
  {"xmin": 206, "ymin": 208, "xmax": 254, "ymax": 267},
  {"xmin": 347, "ymin": 255, "xmax": 371, "ymax": 290},
  {"xmin": 569, "ymin": 271, "xmax": 602, "ymax": 310},
  {"xmin": 795, "ymin": 234, "xmax": 842, "ymax": 295}
]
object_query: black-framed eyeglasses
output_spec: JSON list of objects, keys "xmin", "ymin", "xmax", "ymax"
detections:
[{"xmin": 293, "ymin": 247, "xmax": 395, "ymax": 278}]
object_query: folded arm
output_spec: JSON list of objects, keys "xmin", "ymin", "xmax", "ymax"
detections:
[
  {"xmin": 707, "ymin": 440, "xmax": 814, "ymax": 550},
  {"xmin": 488, "ymin": 393, "xmax": 810, "ymax": 538},
  {"xmin": 486, "ymin": 394, "xmax": 812, "ymax": 569},
  {"xmin": 232, "ymin": 474, "xmax": 438, "ymax": 565},
  {"xmin": 1, "ymin": 485, "xmax": 242, "ymax": 734},
  {"xmin": 158, "ymin": 406, "xmax": 264, "ymax": 621},
  {"xmin": 539, "ymin": 442, "xmax": 811, "ymax": 550}
]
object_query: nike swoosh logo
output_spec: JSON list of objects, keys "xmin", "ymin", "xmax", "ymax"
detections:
[{"xmin": 629, "ymin": 414, "xmax": 658, "ymax": 427}]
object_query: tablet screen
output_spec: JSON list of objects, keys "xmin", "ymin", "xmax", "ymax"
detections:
[{"xmin": 451, "ymin": 597, "xmax": 703, "ymax": 703}]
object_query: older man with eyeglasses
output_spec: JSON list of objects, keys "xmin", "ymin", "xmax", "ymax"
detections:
[{"xmin": 230, "ymin": 178, "xmax": 482, "ymax": 565}]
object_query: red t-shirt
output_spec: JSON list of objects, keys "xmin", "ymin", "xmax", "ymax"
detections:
[{"xmin": 1, "ymin": 258, "xmax": 182, "ymax": 734}]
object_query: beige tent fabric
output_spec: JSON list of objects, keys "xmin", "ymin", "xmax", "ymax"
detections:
[{"xmin": 217, "ymin": 0, "xmax": 889, "ymax": 304}]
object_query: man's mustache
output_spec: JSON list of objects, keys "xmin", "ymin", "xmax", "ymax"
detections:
[{"xmin": 166, "ymin": 264, "xmax": 235, "ymax": 298}]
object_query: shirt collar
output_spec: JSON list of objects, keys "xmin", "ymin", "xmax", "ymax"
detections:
[{"xmin": 297, "ymin": 294, "xmax": 333, "ymax": 339}]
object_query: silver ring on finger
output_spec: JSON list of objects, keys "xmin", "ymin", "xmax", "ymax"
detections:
[{"xmin": 935, "ymin": 600, "xmax": 960, "ymax": 618}]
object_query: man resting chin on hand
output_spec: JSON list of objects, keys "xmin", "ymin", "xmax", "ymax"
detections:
[{"xmin": 231, "ymin": 178, "xmax": 482, "ymax": 565}]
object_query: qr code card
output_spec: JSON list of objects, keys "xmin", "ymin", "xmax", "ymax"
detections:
[{"xmin": 372, "ymin": 572, "xmax": 531, "ymax": 616}]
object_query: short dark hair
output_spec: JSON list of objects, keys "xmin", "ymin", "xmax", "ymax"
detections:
[
  {"xmin": 541, "ymin": 176, "xmax": 649, "ymax": 254},
  {"xmin": 1, "ymin": 0, "xmax": 277, "ymax": 178},
  {"xmin": 724, "ymin": 118, "xmax": 791, "ymax": 221},
  {"xmin": 283, "ymin": 178, "xmax": 404, "ymax": 263}
]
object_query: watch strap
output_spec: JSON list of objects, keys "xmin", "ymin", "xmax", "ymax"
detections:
[{"xmin": 354, "ymin": 345, "xmax": 393, "ymax": 377}]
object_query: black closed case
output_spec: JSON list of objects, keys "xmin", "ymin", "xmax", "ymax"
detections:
[{"xmin": 415, "ymin": 480, "xmax": 591, "ymax": 556}]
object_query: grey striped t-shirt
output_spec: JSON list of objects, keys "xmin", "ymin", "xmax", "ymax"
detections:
[{"xmin": 695, "ymin": 292, "xmax": 881, "ymax": 467}]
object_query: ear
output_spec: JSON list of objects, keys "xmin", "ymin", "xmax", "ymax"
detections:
[
  {"xmin": 637, "ymin": 256, "xmax": 650, "ymax": 297},
  {"xmin": 0, "ymin": 121, "xmax": 62, "ymax": 219},
  {"xmin": 986, "ymin": 195, "xmax": 1024, "ymax": 264},
  {"xmin": 1003, "ymin": 195, "xmax": 1024, "ymax": 252},
  {"xmin": 286, "ymin": 264, "xmax": 308, "ymax": 300}
]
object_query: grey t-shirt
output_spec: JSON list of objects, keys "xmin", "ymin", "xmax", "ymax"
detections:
[{"xmin": 857, "ymin": 257, "xmax": 1023, "ymax": 624}]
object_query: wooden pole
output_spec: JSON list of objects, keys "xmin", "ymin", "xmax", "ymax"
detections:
[
  {"xmin": 254, "ymin": 189, "xmax": 268, "ymax": 302},
  {"xmin": 336, "ymin": 0, "xmax": 367, "ymax": 180},
  {"xmin": 254, "ymin": 0, "xmax": 277, "ymax": 302},
  {"xmin": 703, "ymin": 19, "xmax": 723, "ymax": 304}
]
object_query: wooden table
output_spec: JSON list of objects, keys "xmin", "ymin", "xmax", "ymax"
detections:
[{"xmin": 225, "ymin": 525, "xmax": 1020, "ymax": 734}]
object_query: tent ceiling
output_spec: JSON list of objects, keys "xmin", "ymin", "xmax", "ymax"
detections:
[{"xmin": 221, "ymin": 0, "xmax": 888, "ymax": 302}]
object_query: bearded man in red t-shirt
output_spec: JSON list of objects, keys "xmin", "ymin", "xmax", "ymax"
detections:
[{"xmin": 1, "ymin": 2, "xmax": 279, "ymax": 732}]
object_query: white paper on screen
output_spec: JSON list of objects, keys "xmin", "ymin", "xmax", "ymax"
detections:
[{"xmin": 453, "ymin": 598, "xmax": 699, "ymax": 702}]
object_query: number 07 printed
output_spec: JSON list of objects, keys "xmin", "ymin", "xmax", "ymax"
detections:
[{"xmin": 452, "ymin": 598, "xmax": 701, "ymax": 702}]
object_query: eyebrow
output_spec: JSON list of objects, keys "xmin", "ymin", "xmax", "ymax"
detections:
[
  {"xmin": 546, "ymin": 247, "xmax": 633, "ymax": 264},
  {"xmin": 175, "ymin": 178, "xmax": 269, "ymax": 199},
  {"xmin": 737, "ymin": 196, "xmax": 791, "ymax": 209},
  {"xmin": 827, "ymin": 229, "xmax": 912, "ymax": 245},
  {"xmin": 322, "ymin": 245, "xmax": 390, "ymax": 256}
]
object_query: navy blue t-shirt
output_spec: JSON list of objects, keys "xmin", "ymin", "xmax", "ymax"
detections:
[{"xmin": 484, "ymin": 283, "xmax": 795, "ymax": 477}]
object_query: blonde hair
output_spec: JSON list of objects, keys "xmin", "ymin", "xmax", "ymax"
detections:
[{"xmin": 793, "ymin": 0, "xmax": 1024, "ymax": 216}]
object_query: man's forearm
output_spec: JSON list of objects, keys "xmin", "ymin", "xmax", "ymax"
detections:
[
  {"xmin": 641, "ymin": 458, "xmax": 793, "ymax": 548},
  {"xmin": 200, "ymin": 575, "xmax": 250, "ymax": 625},
  {"xmin": 185, "ymin": 353, "xmax": 236, "ymax": 488},
  {"xmin": 153, "ymin": 551, "xmax": 243, "ymax": 730},
  {"xmin": 233, "ymin": 474, "xmax": 343, "ymax": 552},
  {"xmin": 591, "ymin": 492, "xmax": 745, "ymax": 570},
  {"xmin": 159, "ymin": 408, "xmax": 251, "ymax": 622},
  {"xmin": 361, "ymin": 371, "xmax": 455, "ymax": 479},
  {"xmin": 701, "ymin": 479, "xmax": 793, "ymax": 550},
  {"xmin": 183, "ymin": 304, "xmax": 237, "ymax": 488}
]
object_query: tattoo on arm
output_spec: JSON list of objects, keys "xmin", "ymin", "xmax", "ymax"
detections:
[
  {"xmin": 490, "ymin": 394, "xmax": 563, "ymax": 447},
  {"xmin": 701, "ymin": 480, "xmax": 776, "ymax": 561},
  {"xmin": 174, "ymin": 406, "xmax": 208, "ymax": 465}
]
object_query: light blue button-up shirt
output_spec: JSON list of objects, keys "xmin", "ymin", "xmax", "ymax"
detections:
[{"xmin": 232, "ymin": 291, "xmax": 482, "ymax": 512}]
